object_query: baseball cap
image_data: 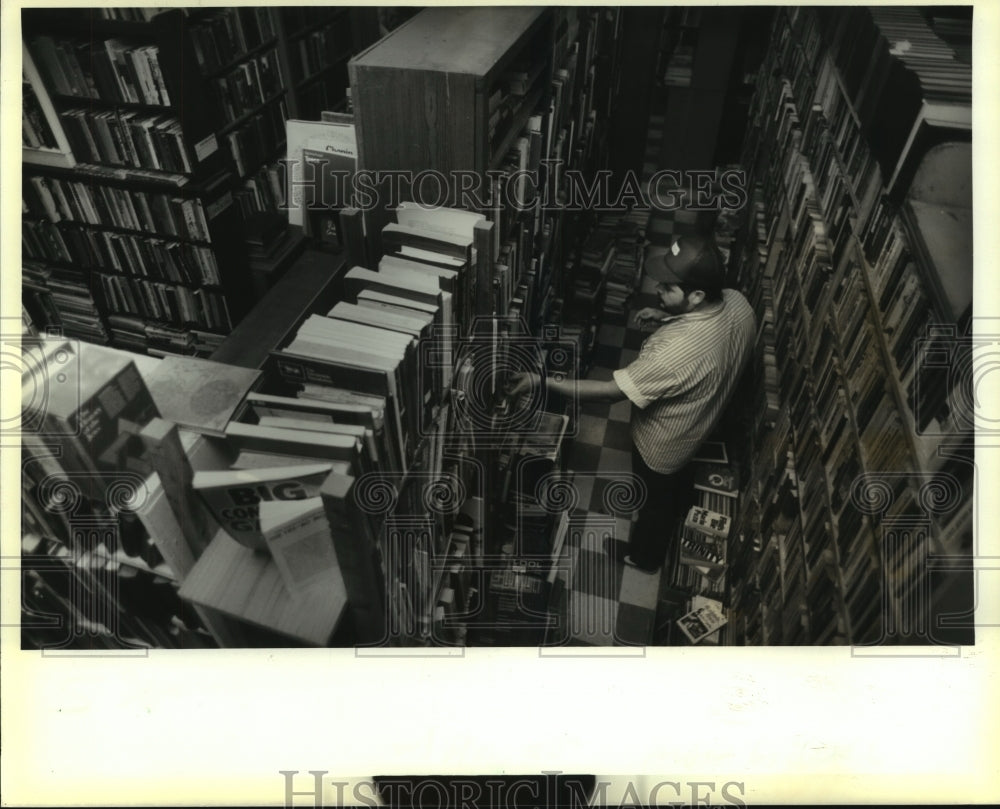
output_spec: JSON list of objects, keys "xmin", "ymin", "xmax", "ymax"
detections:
[{"xmin": 645, "ymin": 235, "xmax": 726, "ymax": 294}]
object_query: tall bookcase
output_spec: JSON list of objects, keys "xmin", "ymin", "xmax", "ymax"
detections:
[
  {"xmin": 346, "ymin": 7, "xmax": 626, "ymax": 643},
  {"xmin": 351, "ymin": 7, "xmax": 625, "ymax": 326},
  {"xmin": 21, "ymin": 7, "xmax": 256, "ymax": 357},
  {"xmin": 21, "ymin": 7, "xmax": 382, "ymax": 355},
  {"xmin": 726, "ymin": 7, "xmax": 973, "ymax": 646},
  {"xmin": 350, "ymin": 7, "xmax": 549, "ymax": 255}
]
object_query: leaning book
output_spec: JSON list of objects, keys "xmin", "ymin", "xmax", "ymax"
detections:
[
  {"xmin": 190, "ymin": 463, "xmax": 333, "ymax": 552},
  {"xmin": 259, "ymin": 497, "xmax": 343, "ymax": 598}
]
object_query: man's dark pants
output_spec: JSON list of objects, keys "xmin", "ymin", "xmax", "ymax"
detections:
[{"xmin": 627, "ymin": 446, "xmax": 695, "ymax": 572}]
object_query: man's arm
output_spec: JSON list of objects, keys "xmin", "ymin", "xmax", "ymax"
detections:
[{"xmin": 507, "ymin": 372, "xmax": 626, "ymax": 402}]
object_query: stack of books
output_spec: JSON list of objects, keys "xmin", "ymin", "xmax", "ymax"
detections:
[
  {"xmin": 670, "ymin": 444, "xmax": 739, "ymax": 603},
  {"xmin": 245, "ymin": 210, "xmax": 303, "ymax": 283},
  {"xmin": 602, "ymin": 215, "xmax": 644, "ymax": 322}
]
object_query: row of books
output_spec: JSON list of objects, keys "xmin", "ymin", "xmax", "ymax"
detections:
[
  {"xmin": 768, "ymin": 10, "xmax": 969, "ymax": 439},
  {"xmin": 773, "ymin": 24, "xmax": 882, "ymax": 216},
  {"xmin": 226, "ymin": 99, "xmax": 287, "ymax": 179},
  {"xmin": 103, "ymin": 315, "xmax": 207, "ymax": 356},
  {"xmin": 22, "ymin": 76, "xmax": 59, "ymax": 149},
  {"xmin": 728, "ymin": 41, "xmax": 838, "ymax": 642},
  {"xmin": 188, "ymin": 7, "xmax": 278, "ymax": 76},
  {"xmin": 292, "ymin": 23, "xmax": 353, "ymax": 82},
  {"xmin": 28, "ymin": 35, "xmax": 172, "ymax": 107},
  {"xmin": 96, "ymin": 273, "xmax": 232, "ymax": 333},
  {"xmin": 271, "ymin": 204, "xmax": 485, "ymax": 474},
  {"xmin": 788, "ymin": 7, "xmax": 970, "ymax": 182},
  {"xmin": 210, "ymin": 48, "xmax": 285, "ymax": 126},
  {"xmin": 729, "ymin": 7, "xmax": 974, "ymax": 644},
  {"xmin": 602, "ymin": 211, "xmax": 646, "ymax": 319},
  {"xmin": 22, "ymin": 263, "xmax": 111, "ymax": 345},
  {"xmin": 58, "ymin": 107, "xmax": 196, "ymax": 174},
  {"xmin": 235, "ymin": 163, "xmax": 286, "ymax": 220},
  {"xmin": 23, "ymin": 218, "xmax": 221, "ymax": 286},
  {"xmin": 23, "ymin": 174, "xmax": 213, "ymax": 243},
  {"xmin": 223, "ymin": 410, "xmax": 454, "ymax": 645}
]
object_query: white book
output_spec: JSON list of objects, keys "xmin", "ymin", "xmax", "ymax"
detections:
[{"xmin": 260, "ymin": 497, "xmax": 343, "ymax": 597}]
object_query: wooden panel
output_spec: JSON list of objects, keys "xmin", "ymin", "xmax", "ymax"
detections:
[
  {"xmin": 354, "ymin": 66, "xmax": 477, "ymax": 173},
  {"xmin": 353, "ymin": 64, "xmax": 478, "ymax": 254},
  {"xmin": 351, "ymin": 7, "xmax": 543, "ymax": 78}
]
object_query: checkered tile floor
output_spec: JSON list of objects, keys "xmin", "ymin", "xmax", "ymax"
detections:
[
  {"xmin": 543, "ymin": 112, "xmax": 708, "ymax": 646},
  {"xmin": 545, "ymin": 314, "xmax": 664, "ymax": 645}
]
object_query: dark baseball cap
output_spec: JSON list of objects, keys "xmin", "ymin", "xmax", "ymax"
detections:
[{"xmin": 645, "ymin": 235, "xmax": 726, "ymax": 293}]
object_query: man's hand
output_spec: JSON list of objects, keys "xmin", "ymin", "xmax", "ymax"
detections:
[
  {"xmin": 505, "ymin": 371, "xmax": 540, "ymax": 398},
  {"xmin": 633, "ymin": 306, "xmax": 665, "ymax": 328}
]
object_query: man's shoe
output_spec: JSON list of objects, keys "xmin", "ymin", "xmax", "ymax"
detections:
[
  {"xmin": 603, "ymin": 537, "xmax": 630, "ymax": 565},
  {"xmin": 624, "ymin": 555, "xmax": 660, "ymax": 574}
]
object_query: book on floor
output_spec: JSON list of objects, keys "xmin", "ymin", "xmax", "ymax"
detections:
[{"xmin": 676, "ymin": 596, "xmax": 727, "ymax": 645}]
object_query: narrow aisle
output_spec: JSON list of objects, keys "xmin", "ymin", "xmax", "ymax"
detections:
[{"xmin": 545, "ymin": 106, "xmax": 709, "ymax": 646}]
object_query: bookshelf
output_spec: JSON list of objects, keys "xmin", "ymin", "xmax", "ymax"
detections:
[
  {"xmin": 21, "ymin": 7, "xmax": 256, "ymax": 357},
  {"xmin": 343, "ymin": 8, "xmax": 627, "ymax": 644},
  {"xmin": 274, "ymin": 7, "xmax": 376, "ymax": 120},
  {"xmin": 349, "ymin": 7, "xmax": 551, "ymax": 258},
  {"xmin": 221, "ymin": 7, "xmax": 377, "ymax": 222},
  {"xmin": 728, "ymin": 7, "xmax": 973, "ymax": 646}
]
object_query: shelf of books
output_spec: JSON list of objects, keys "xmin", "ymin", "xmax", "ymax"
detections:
[
  {"xmin": 21, "ymin": 7, "xmax": 257, "ymax": 357},
  {"xmin": 345, "ymin": 7, "xmax": 628, "ymax": 642},
  {"xmin": 225, "ymin": 6, "xmax": 378, "ymax": 223},
  {"xmin": 187, "ymin": 7, "xmax": 290, "ymax": 223},
  {"xmin": 727, "ymin": 7, "xmax": 973, "ymax": 646}
]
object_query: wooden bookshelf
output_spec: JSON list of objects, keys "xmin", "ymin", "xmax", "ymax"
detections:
[
  {"xmin": 729, "ymin": 7, "xmax": 973, "ymax": 646},
  {"xmin": 349, "ymin": 7, "xmax": 551, "ymax": 259},
  {"xmin": 21, "ymin": 7, "xmax": 258, "ymax": 356},
  {"xmin": 345, "ymin": 7, "xmax": 627, "ymax": 645}
]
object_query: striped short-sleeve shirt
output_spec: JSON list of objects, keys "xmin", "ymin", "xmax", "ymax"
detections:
[{"xmin": 613, "ymin": 289, "xmax": 757, "ymax": 474}]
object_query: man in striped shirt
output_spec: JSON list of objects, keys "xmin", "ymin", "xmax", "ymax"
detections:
[{"xmin": 510, "ymin": 234, "xmax": 756, "ymax": 572}]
